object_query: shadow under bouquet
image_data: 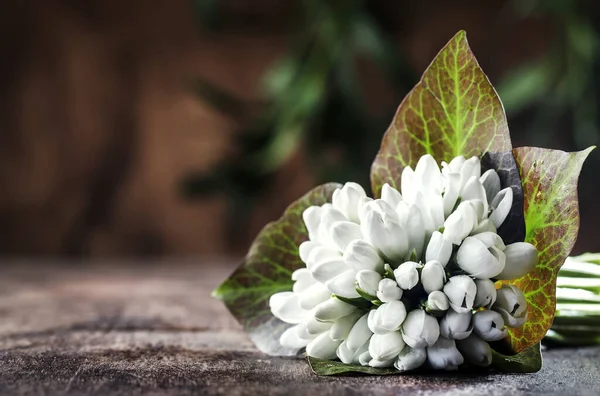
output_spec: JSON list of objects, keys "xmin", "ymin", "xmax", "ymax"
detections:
[{"xmin": 214, "ymin": 31, "xmax": 594, "ymax": 375}]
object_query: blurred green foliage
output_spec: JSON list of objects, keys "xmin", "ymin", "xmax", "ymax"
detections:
[{"xmin": 185, "ymin": 0, "xmax": 600, "ymax": 235}]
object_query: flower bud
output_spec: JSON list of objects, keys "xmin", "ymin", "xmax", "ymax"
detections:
[
  {"xmin": 456, "ymin": 333, "xmax": 492, "ymax": 367},
  {"xmin": 480, "ymin": 169, "xmax": 501, "ymax": 205},
  {"xmin": 415, "ymin": 154, "xmax": 443, "ymax": 194},
  {"xmin": 355, "ymin": 270, "xmax": 382, "ymax": 298},
  {"xmin": 361, "ymin": 208, "xmax": 408, "ymax": 261},
  {"xmin": 401, "ymin": 166, "xmax": 417, "ymax": 203},
  {"xmin": 426, "ymin": 290, "xmax": 450, "ymax": 312},
  {"xmin": 443, "ymin": 201, "xmax": 478, "ymax": 245},
  {"xmin": 456, "ymin": 235, "xmax": 506, "ymax": 279},
  {"xmin": 346, "ymin": 313, "xmax": 372, "ymax": 351},
  {"xmin": 470, "ymin": 218, "xmax": 497, "ymax": 235},
  {"xmin": 394, "ymin": 261, "xmax": 422, "ymax": 290},
  {"xmin": 425, "ymin": 231, "xmax": 453, "ymax": 267},
  {"xmin": 343, "ymin": 239, "xmax": 384, "ymax": 273},
  {"xmin": 305, "ymin": 312, "xmax": 333, "ymax": 335},
  {"xmin": 314, "ymin": 298, "xmax": 356, "ymax": 322},
  {"xmin": 377, "ymin": 278, "xmax": 403, "ymax": 302},
  {"xmin": 369, "ymin": 331, "xmax": 405, "ymax": 361},
  {"xmin": 359, "ymin": 350, "xmax": 396, "ymax": 368},
  {"xmin": 326, "ymin": 270, "xmax": 360, "ymax": 299},
  {"xmin": 394, "ymin": 346, "xmax": 427, "ymax": 372},
  {"xmin": 381, "ymin": 183, "xmax": 403, "ymax": 208},
  {"xmin": 460, "ymin": 156, "xmax": 481, "ymax": 184},
  {"xmin": 401, "ymin": 309, "xmax": 440, "ymax": 348},
  {"xmin": 474, "ymin": 279, "xmax": 497, "ymax": 308},
  {"xmin": 337, "ymin": 339, "xmax": 368, "ymax": 365},
  {"xmin": 332, "ymin": 182, "xmax": 367, "ymax": 223},
  {"xmin": 439, "ymin": 310, "xmax": 473, "ymax": 340},
  {"xmin": 421, "ymin": 260, "xmax": 446, "ymax": 293},
  {"xmin": 427, "ymin": 336, "xmax": 464, "ymax": 370},
  {"xmin": 280, "ymin": 324, "xmax": 309, "ymax": 350},
  {"xmin": 302, "ymin": 206, "xmax": 323, "ymax": 241},
  {"xmin": 493, "ymin": 284, "xmax": 528, "ymax": 327},
  {"xmin": 329, "ymin": 311, "xmax": 362, "ymax": 341},
  {"xmin": 298, "ymin": 282, "xmax": 332, "ymax": 310},
  {"xmin": 472, "ymin": 310, "xmax": 507, "ymax": 341},
  {"xmin": 368, "ymin": 301, "xmax": 407, "ymax": 335},
  {"xmin": 495, "ymin": 242, "xmax": 538, "ymax": 280},
  {"xmin": 329, "ymin": 221, "xmax": 363, "ymax": 252},
  {"xmin": 396, "ymin": 202, "xmax": 426, "ymax": 258},
  {"xmin": 317, "ymin": 206, "xmax": 347, "ymax": 246},
  {"xmin": 490, "ymin": 187, "xmax": 513, "ymax": 228},
  {"xmin": 269, "ymin": 291, "xmax": 303, "ymax": 324},
  {"xmin": 462, "ymin": 176, "xmax": 489, "ymax": 215},
  {"xmin": 442, "ymin": 155, "xmax": 466, "ymax": 174},
  {"xmin": 443, "ymin": 275, "xmax": 476, "ymax": 314},
  {"xmin": 306, "ymin": 331, "xmax": 343, "ymax": 360},
  {"xmin": 442, "ymin": 172, "xmax": 461, "ymax": 217}
]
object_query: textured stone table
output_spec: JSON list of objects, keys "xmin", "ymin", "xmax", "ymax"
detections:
[{"xmin": 1, "ymin": 261, "xmax": 599, "ymax": 395}]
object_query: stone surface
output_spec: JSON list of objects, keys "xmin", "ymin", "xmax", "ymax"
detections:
[{"xmin": 0, "ymin": 261, "xmax": 599, "ymax": 395}]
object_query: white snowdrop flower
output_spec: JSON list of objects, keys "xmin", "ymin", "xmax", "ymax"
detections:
[
  {"xmin": 317, "ymin": 206, "xmax": 348, "ymax": 247},
  {"xmin": 306, "ymin": 331, "xmax": 343, "ymax": 360},
  {"xmin": 291, "ymin": 268, "xmax": 314, "ymax": 293},
  {"xmin": 305, "ymin": 245, "xmax": 340, "ymax": 270},
  {"xmin": 355, "ymin": 270, "xmax": 382, "ymax": 298},
  {"xmin": 443, "ymin": 275, "xmax": 477, "ymax": 314},
  {"xmin": 394, "ymin": 261, "xmax": 422, "ymax": 290},
  {"xmin": 329, "ymin": 221, "xmax": 363, "ymax": 252},
  {"xmin": 472, "ymin": 310, "xmax": 508, "ymax": 341},
  {"xmin": 377, "ymin": 278, "xmax": 403, "ymax": 302},
  {"xmin": 298, "ymin": 241, "xmax": 319, "ymax": 264},
  {"xmin": 309, "ymin": 256, "xmax": 348, "ymax": 284},
  {"xmin": 381, "ymin": 183, "xmax": 403, "ymax": 208},
  {"xmin": 470, "ymin": 218, "xmax": 497, "ymax": 235},
  {"xmin": 474, "ymin": 279, "xmax": 497, "ymax": 309},
  {"xmin": 425, "ymin": 231, "xmax": 453, "ymax": 267},
  {"xmin": 343, "ymin": 239, "xmax": 384, "ymax": 273},
  {"xmin": 459, "ymin": 156, "xmax": 481, "ymax": 187},
  {"xmin": 442, "ymin": 172, "xmax": 462, "ymax": 217},
  {"xmin": 441, "ymin": 155, "xmax": 466, "ymax": 174},
  {"xmin": 394, "ymin": 345, "xmax": 427, "ymax": 372},
  {"xmin": 314, "ymin": 298, "xmax": 357, "ymax": 322},
  {"xmin": 421, "ymin": 260, "xmax": 446, "ymax": 293},
  {"xmin": 346, "ymin": 313, "xmax": 373, "ymax": 351},
  {"xmin": 401, "ymin": 309, "xmax": 440, "ymax": 348},
  {"xmin": 302, "ymin": 206, "xmax": 323, "ymax": 241},
  {"xmin": 495, "ymin": 242, "xmax": 538, "ymax": 280},
  {"xmin": 396, "ymin": 201, "xmax": 426, "ymax": 258},
  {"xmin": 426, "ymin": 290, "xmax": 450, "ymax": 312},
  {"xmin": 427, "ymin": 336, "xmax": 464, "ymax": 371},
  {"xmin": 456, "ymin": 234, "xmax": 506, "ymax": 279},
  {"xmin": 439, "ymin": 310, "xmax": 473, "ymax": 340},
  {"xmin": 269, "ymin": 291, "xmax": 303, "ymax": 324},
  {"xmin": 329, "ymin": 311, "xmax": 363, "ymax": 341},
  {"xmin": 368, "ymin": 300, "xmax": 407, "ymax": 335},
  {"xmin": 298, "ymin": 282, "xmax": 332, "ymax": 310},
  {"xmin": 305, "ymin": 311, "xmax": 333, "ymax": 335},
  {"xmin": 359, "ymin": 350, "xmax": 396, "ymax": 368},
  {"xmin": 361, "ymin": 206, "xmax": 409, "ymax": 261},
  {"xmin": 456, "ymin": 333, "xmax": 492, "ymax": 367},
  {"xmin": 461, "ymin": 175, "xmax": 489, "ymax": 215},
  {"xmin": 369, "ymin": 331, "xmax": 405, "ymax": 361},
  {"xmin": 326, "ymin": 269, "xmax": 360, "ymax": 299},
  {"xmin": 489, "ymin": 187, "xmax": 513, "ymax": 228},
  {"xmin": 414, "ymin": 154, "xmax": 443, "ymax": 194},
  {"xmin": 480, "ymin": 169, "xmax": 501, "ymax": 204},
  {"xmin": 493, "ymin": 284, "xmax": 528, "ymax": 327},
  {"xmin": 331, "ymin": 182, "xmax": 367, "ymax": 223},
  {"xmin": 400, "ymin": 166, "xmax": 417, "ymax": 203},
  {"xmin": 280, "ymin": 323, "xmax": 311, "ymax": 350},
  {"xmin": 337, "ymin": 339, "xmax": 369, "ymax": 365},
  {"xmin": 443, "ymin": 200, "xmax": 478, "ymax": 245}
]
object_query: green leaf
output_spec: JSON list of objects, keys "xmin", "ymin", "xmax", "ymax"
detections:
[
  {"xmin": 370, "ymin": 30, "xmax": 512, "ymax": 197},
  {"xmin": 490, "ymin": 342, "xmax": 542, "ymax": 373},
  {"xmin": 497, "ymin": 147, "xmax": 594, "ymax": 353},
  {"xmin": 307, "ymin": 357, "xmax": 399, "ymax": 376},
  {"xmin": 213, "ymin": 182, "xmax": 341, "ymax": 355}
]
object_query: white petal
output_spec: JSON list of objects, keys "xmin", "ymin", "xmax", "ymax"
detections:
[
  {"xmin": 330, "ymin": 221, "xmax": 363, "ymax": 252},
  {"xmin": 443, "ymin": 201, "xmax": 477, "ymax": 245},
  {"xmin": 425, "ymin": 231, "xmax": 453, "ymax": 267},
  {"xmin": 332, "ymin": 182, "xmax": 367, "ymax": 223},
  {"xmin": 292, "ymin": 268, "xmax": 314, "ymax": 293},
  {"xmin": 470, "ymin": 218, "xmax": 497, "ymax": 235},
  {"xmin": 443, "ymin": 172, "xmax": 462, "ymax": 217},
  {"xmin": 401, "ymin": 309, "xmax": 440, "ymax": 348},
  {"xmin": 394, "ymin": 261, "xmax": 421, "ymax": 290},
  {"xmin": 439, "ymin": 310, "xmax": 473, "ymax": 340},
  {"xmin": 314, "ymin": 298, "xmax": 356, "ymax": 322},
  {"xmin": 306, "ymin": 331, "xmax": 342, "ymax": 360},
  {"xmin": 471, "ymin": 231, "xmax": 505, "ymax": 249},
  {"xmin": 377, "ymin": 278, "xmax": 403, "ymax": 302},
  {"xmin": 401, "ymin": 166, "xmax": 417, "ymax": 203},
  {"xmin": 305, "ymin": 314, "xmax": 333, "ymax": 335},
  {"xmin": 326, "ymin": 270, "xmax": 360, "ymax": 298},
  {"xmin": 329, "ymin": 311, "xmax": 362, "ymax": 341},
  {"xmin": 456, "ymin": 333, "xmax": 492, "ymax": 367},
  {"xmin": 490, "ymin": 187, "xmax": 513, "ymax": 228},
  {"xmin": 421, "ymin": 260, "xmax": 446, "ymax": 293},
  {"xmin": 302, "ymin": 206, "xmax": 322, "ymax": 241},
  {"xmin": 427, "ymin": 336, "xmax": 464, "ymax": 370},
  {"xmin": 443, "ymin": 275, "xmax": 476, "ymax": 314},
  {"xmin": 456, "ymin": 236, "xmax": 505, "ymax": 279},
  {"xmin": 306, "ymin": 246, "xmax": 340, "ymax": 271},
  {"xmin": 356, "ymin": 270, "xmax": 382, "ymax": 297},
  {"xmin": 280, "ymin": 324, "xmax": 309, "ymax": 349},
  {"xmin": 361, "ymin": 210, "xmax": 408, "ymax": 261},
  {"xmin": 381, "ymin": 183, "xmax": 403, "ymax": 208},
  {"xmin": 317, "ymin": 207, "xmax": 347, "ymax": 247},
  {"xmin": 368, "ymin": 301, "xmax": 407, "ymax": 335},
  {"xmin": 270, "ymin": 292, "xmax": 304, "ymax": 324},
  {"xmin": 394, "ymin": 346, "xmax": 427, "ymax": 372},
  {"xmin": 310, "ymin": 258, "xmax": 348, "ymax": 283},
  {"xmin": 369, "ymin": 331, "xmax": 405, "ymax": 361},
  {"xmin": 495, "ymin": 242, "xmax": 538, "ymax": 280},
  {"xmin": 460, "ymin": 157, "xmax": 481, "ymax": 185},
  {"xmin": 346, "ymin": 313, "xmax": 372, "ymax": 351},
  {"xmin": 447, "ymin": 156, "xmax": 466, "ymax": 173},
  {"xmin": 472, "ymin": 310, "xmax": 507, "ymax": 341},
  {"xmin": 298, "ymin": 282, "xmax": 331, "ymax": 310},
  {"xmin": 415, "ymin": 154, "xmax": 442, "ymax": 194},
  {"xmin": 480, "ymin": 169, "xmax": 501, "ymax": 205},
  {"xmin": 427, "ymin": 290, "xmax": 450, "ymax": 311},
  {"xmin": 474, "ymin": 279, "xmax": 497, "ymax": 308},
  {"xmin": 462, "ymin": 176, "xmax": 489, "ymax": 215},
  {"xmin": 299, "ymin": 241, "xmax": 319, "ymax": 264},
  {"xmin": 343, "ymin": 239, "xmax": 384, "ymax": 273}
]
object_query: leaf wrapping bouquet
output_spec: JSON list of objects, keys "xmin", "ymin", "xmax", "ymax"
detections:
[{"xmin": 214, "ymin": 31, "xmax": 594, "ymax": 375}]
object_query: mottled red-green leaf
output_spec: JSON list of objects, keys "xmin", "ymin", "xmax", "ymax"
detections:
[
  {"xmin": 213, "ymin": 183, "xmax": 341, "ymax": 355},
  {"xmin": 497, "ymin": 147, "xmax": 594, "ymax": 353},
  {"xmin": 370, "ymin": 30, "xmax": 511, "ymax": 197},
  {"xmin": 491, "ymin": 342, "xmax": 542, "ymax": 373},
  {"xmin": 307, "ymin": 357, "xmax": 399, "ymax": 376}
]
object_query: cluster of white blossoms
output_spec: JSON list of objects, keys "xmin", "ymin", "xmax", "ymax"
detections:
[{"xmin": 269, "ymin": 154, "xmax": 538, "ymax": 371}]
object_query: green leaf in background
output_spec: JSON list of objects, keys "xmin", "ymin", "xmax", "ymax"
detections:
[
  {"xmin": 490, "ymin": 342, "xmax": 542, "ymax": 373},
  {"xmin": 307, "ymin": 357, "xmax": 399, "ymax": 376},
  {"xmin": 213, "ymin": 183, "xmax": 341, "ymax": 355},
  {"xmin": 497, "ymin": 147, "xmax": 595, "ymax": 353},
  {"xmin": 370, "ymin": 30, "xmax": 511, "ymax": 197}
]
